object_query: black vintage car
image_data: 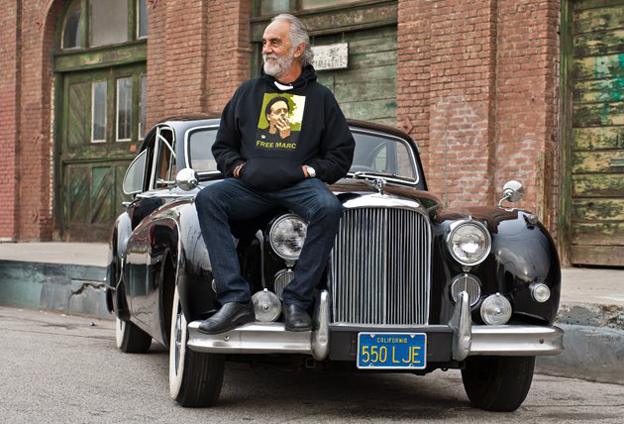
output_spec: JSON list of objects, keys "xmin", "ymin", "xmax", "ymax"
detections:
[{"xmin": 107, "ymin": 117, "xmax": 563, "ymax": 412}]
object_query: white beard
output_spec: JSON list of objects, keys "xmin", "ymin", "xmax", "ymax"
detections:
[{"xmin": 263, "ymin": 53, "xmax": 295, "ymax": 79}]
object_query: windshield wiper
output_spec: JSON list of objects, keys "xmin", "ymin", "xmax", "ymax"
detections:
[{"xmin": 349, "ymin": 170, "xmax": 413, "ymax": 181}]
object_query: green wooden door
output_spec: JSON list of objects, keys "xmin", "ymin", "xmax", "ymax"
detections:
[
  {"xmin": 59, "ymin": 65, "xmax": 145, "ymax": 241},
  {"xmin": 569, "ymin": 0, "xmax": 624, "ymax": 265},
  {"xmin": 314, "ymin": 26, "xmax": 397, "ymax": 125}
]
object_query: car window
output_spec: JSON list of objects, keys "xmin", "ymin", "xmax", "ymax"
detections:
[
  {"xmin": 152, "ymin": 127, "xmax": 176, "ymax": 188},
  {"xmin": 188, "ymin": 128, "xmax": 218, "ymax": 172},
  {"xmin": 123, "ymin": 149, "xmax": 147, "ymax": 194},
  {"xmin": 351, "ymin": 132, "xmax": 417, "ymax": 180}
]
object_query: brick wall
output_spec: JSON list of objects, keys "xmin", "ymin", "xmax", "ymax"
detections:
[
  {"xmin": 397, "ymin": 0, "xmax": 560, "ymax": 236},
  {"xmin": 146, "ymin": 0, "xmax": 251, "ymax": 126},
  {"xmin": 0, "ymin": 0, "xmax": 19, "ymax": 240}
]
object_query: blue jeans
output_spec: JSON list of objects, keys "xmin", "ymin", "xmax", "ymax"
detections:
[{"xmin": 195, "ymin": 178, "xmax": 343, "ymax": 309}]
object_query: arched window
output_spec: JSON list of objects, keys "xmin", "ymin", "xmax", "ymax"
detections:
[
  {"xmin": 61, "ymin": 0, "xmax": 82, "ymax": 49},
  {"xmin": 60, "ymin": 0, "xmax": 147, "ymax": 50}
]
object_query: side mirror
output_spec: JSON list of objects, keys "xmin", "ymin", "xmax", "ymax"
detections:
[
  {"xmin": 176, "ymin": 168, "xmax": 198, "ymax": 191},
  {"xmin": 498, "ymin": 180, "xmax": 524, "ymax": 207}
]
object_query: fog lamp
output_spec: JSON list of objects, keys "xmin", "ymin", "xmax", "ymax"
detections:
[
  {"xmin": 251, "ymin": 289, "xmax": 281, "ymax": 322},
  {"xmin": 480, "ymin": 293, "xmax": 512, "ymax": 325},
  {"xmin": 274, "ymin": 268, "xmax": 295, "ymax": 299},
  {"xmin": 530, "ymin": 283, "xmax": 551, "ymax": 303},
  {"xmin": 450, "ymin": 274, "xmax": 481, "ymax": 306}
]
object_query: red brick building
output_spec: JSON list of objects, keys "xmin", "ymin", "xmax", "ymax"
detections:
[{"xmin": 1, "ymin": 0, "xmax": 623, "ymax": 266}]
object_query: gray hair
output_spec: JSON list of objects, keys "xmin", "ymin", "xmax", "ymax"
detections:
[{"xmin": 271, "ymin": 14, "xmax": 314, "ymax": 67}]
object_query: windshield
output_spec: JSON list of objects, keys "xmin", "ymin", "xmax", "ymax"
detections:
[
  {"xmin": 350, "ymin": 131, "xmax": 417, "ymax": 181},
  {"xmin": 187, "ymin": 127, "xmax": 418, "ymax": 181}
]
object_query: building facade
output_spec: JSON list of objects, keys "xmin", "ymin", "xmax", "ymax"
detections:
[{"xmin": 1, "ymin": 0, "xmax": 622, "ymax": 266}]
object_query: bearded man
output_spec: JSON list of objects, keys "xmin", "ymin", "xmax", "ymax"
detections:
[{"xmin": 195, "ymin": 14, "xmax": 355, "ymax": 333}]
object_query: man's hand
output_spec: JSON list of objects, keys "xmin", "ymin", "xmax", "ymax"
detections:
[
  {"xmin": 275, "ymin": 116, "xmax": 291, "ymax": 139},
  {"xmin": 233, "ymin": 163, "xmax": 245, "ymax": 178},
  {"xmin": 302, "ymin": 165, "xmax": 309, "ymax": 178}
]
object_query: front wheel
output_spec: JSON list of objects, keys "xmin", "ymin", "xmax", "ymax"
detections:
[
  {"xmin": 461, "ymin": 356, "xmax": 535, "ymax": 412},
  {"xmin": 169, "ymin": 287, "xmax": 225, "ymax": 407},
  {"xmin": 115, "ymin": 318, "xmax": 152, "ymax": 353}
]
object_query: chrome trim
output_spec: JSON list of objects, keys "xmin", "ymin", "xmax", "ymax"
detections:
[
  {"xmin": 330, "ymin": 197, "xmax": 432, "ymax": 326},
  {"xmin": 187, "ymin": 290, "xmax": 330, "ymax": 360},
  {"xmin": 469, "ymin": 325, "xmax": 564, "ymax": 356},
  {"xmin": 149, "ymin": 125, "xmax": 175, "ymax": 190},
  {"xmin": 449, "ymin": 291, "xmax": 471, "ymax": 361},
  {"xmin": 187, "ymin": 322, "xmax": 312, "ymax": 354},
  {"xmin": 349, "ymin": 128, "xmax": 421, "ymax": 185},
  {"xmin": 312, "ymin": 290, "xmax": 330, "ymax": 361}
]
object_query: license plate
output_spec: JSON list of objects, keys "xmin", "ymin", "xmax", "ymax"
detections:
[{"xmin": 356, "ymin": 332, "xmax": 427, "ymax": 369}]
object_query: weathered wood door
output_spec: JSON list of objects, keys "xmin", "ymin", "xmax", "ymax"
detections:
[
  {"xmin": 315, "ymin": 26, "xmax": 397, "ymax": 125},
  {"xmin": 59, "ymin": 65, "xmax": 146, "ymax": 241},
  {"xmin": 569, "ymin": 0, "xmax": 624, "ymax": 265}
]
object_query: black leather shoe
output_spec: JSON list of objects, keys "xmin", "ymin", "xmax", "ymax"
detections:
[
  {"xmin": 197, "ymin": 301, "xmax": 255, "ymax": 334},
  {"xmin": 283, "ymin": 303, "xmax": 312, "ymax": 332}
]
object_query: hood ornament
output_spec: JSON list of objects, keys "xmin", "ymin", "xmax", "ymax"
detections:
[{"xmin": 373, "ymin": 178, "xmax": 386, "ymax": 194}]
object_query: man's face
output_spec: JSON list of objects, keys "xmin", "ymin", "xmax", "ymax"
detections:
[
  {"xmin": 267, "ymin": 100, "xmax": 290, "ymax": 130},
  {"xmin": 262, "ymin": 21, "xmax": 299, "ymax": 78}
]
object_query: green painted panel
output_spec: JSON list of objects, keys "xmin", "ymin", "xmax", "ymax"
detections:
[
  {"xmin": 91, "ymin": 166, "xmax": 114, "ymax": 224},
  {"xmin": 65, "ymin": 165, "xmax": 90, "ymax": 223},
  {"xmin": 572, "ymin": 198, "xmax": 624, "ymax": 220},
  {"xmin": 339, "ymin": 98, "xmax": 397, "ymax": 121},
  {"xmin": 67, "ymin": 82, "xmax": 90, "ymax": 147},
  {"xmin": 54, "ymin": 41, "xmax": 147, "ymax": 72},
  {"xmin": 572, "ymin": 149, "xmax": 624, "ymax": 172},
  {"xmin": 573, "ymin": 77, "xmax": 624, "ymax": 103},
  {"xmin": 334, "ymin": 78, "xmax": 395, "ymax": 102},
  {"xmin": 573, "ymin": 53, "xmax": 624, "ymax": 80},
  {"xmin": 574, "ymin": 28, "xmax": 624, "ymax": 57},
  {"xmin": 573, "ymin": 126, "xmax": 624, "ymax": 150},
  {"xmin": 574, "ymin": 0, "xmax": 624, "ymax": 11},
  {"xmin": 573, "ymin": 174, "xmax": 624, "ymax": 197},
  {"xmin": 574, "ymin": 4, "xmax": 624, "ymax": 34},
  {"xmin": 573, "ymin": 101, "xmax": 624, "ymax": 126},
  {"xmin": 572, "ymin": 222, "xmax": 624, "ymax": 245}
]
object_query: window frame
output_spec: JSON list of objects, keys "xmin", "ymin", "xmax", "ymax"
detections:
[
  {"xmin": 59, "ymin": 0, "xmax": 147, "ymax": 52},
  {"xmin": 90, "ymin": 79, "xmax": 108, "ymax": 143},
  {"xmin": 115, "ymin": 76, "xmax": 134, "ymax": 143}
]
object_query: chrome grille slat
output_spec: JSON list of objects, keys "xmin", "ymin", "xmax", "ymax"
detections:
[{"xmin": 330, "ymin": 206, "xmax": 431, "ymax": 326}]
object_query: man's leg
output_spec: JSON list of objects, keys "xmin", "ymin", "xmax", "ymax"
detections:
[
  {"xmin": 269, "ymin": 179, "xmax": 343, "ymax": 329},
  {"xmin": 195, "ymin": 179, "xmax": 272, "ymax": 333}
]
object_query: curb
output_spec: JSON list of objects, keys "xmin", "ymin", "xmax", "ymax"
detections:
[{"xmin": 1, "ymin": 259, "xmax": 622, "ymax": 385}]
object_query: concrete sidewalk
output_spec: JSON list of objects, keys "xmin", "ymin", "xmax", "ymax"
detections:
[{"xmin": 0, "ymin": 242, "xmax": 623, "ymax": 384}]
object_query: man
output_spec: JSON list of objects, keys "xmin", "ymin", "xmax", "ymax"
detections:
[
  {"xmin": 195, "ymin": 14, "xmax": 355, "ymax": 333},
  {"xmin": 259, "ymin": 96, "xmax": 292, "ymax": 142}
]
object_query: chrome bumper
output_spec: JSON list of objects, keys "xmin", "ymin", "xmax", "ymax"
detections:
[
  {"xmin": 187, "ymin": 290, "xmax": 330, "ymax": 361},
  {"xmin": 187, "ymin": 290, "xmax": 564, "ymax": 361}
]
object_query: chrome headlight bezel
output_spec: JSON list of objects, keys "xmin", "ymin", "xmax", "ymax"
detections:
[
  {"xmin": 446, "ymin": 220, "xmax": 492, "ymax": 266},
  {"xmin": 268, "ymin": 214, "xmax": 308, "ymax": 262}
]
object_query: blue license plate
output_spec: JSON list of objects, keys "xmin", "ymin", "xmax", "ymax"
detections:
[{"xmin": 357, "ymin": 332, "xmax": 427, "ymax": 369}]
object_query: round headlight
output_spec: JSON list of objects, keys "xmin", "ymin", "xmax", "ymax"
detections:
[
  {"xmin": 269, "ymin": 214, "xmax": 308, "ymax": 261},
  {"xmin": 480, "ymin": 293, "xmax": 512, "ymax": 325},
  {"xmin": 446, "ymin": 220, "xmax": 492, "ymax": 266}
]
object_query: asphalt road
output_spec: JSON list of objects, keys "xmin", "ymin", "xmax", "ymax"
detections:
[{"xmin": 1, "ymin": 306, "xmax": 623, "ymax": 424}]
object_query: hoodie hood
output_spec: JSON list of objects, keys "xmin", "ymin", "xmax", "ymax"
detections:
[{"xmin": 261, "ymin": 64, "xmax": 317, "ymax": 90}]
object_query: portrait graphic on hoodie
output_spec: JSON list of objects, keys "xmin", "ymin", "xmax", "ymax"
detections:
[{"xmin": 256, "ymin": 93, "xmax": 306, "ymax": 151}]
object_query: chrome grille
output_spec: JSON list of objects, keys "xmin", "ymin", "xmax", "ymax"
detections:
[{"xmin": 330, "ymin": 207, "xmax": 431, "ymax": 325}]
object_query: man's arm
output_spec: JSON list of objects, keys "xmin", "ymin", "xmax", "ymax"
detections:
[
  {"xmin": 306, "ymin": 94, "xmax": 355, "ymax": 184},
  {"xmin": 212, "ymin": 92, "xmax": 245, "ymax": 177}
]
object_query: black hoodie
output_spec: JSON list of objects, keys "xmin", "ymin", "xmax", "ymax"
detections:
[{"xmin": 212, "ymin": 65, "xmax": 355, "ymax": 191}]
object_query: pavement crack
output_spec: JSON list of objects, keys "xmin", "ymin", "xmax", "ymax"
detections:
[{"xmin": 69, "ymin": 281, "xmax": 106, "ymax": 297}]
